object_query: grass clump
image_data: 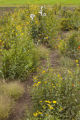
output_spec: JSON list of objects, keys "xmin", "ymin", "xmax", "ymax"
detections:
[
  {"xmin": 0, "ymin": 94, "xmax": 13, "ymax": 119},
  {"xmin": 0, "ymin": 81, "xmax": 24, "ymax": 119},
  {"xmin": 37, "ymin": 45, "xmax": 50, "ymax": 59},
  {"xmin": 0, "ymin": 82, "xmax": 24, "ymax": 100}
]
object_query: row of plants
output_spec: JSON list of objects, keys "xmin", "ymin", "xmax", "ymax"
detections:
[
  {"xmin": 0, "ymin": 7, "xmax": 51, "ymax": 81},
  {"xmin": 1, "ymin": 6, "xmax": 80, "ymax": 80},
  {"xmin": 25, "ymin": 59, "xmax": 80, "ymax": 120},
  {"xmin": 0, "ymin": 6, "xmax": 51, "ymax": 120}
]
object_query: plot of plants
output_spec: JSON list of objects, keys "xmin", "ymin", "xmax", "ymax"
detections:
[{"xmin": 0, "ymin": 5, "xmax": 80, "ymax": 120}]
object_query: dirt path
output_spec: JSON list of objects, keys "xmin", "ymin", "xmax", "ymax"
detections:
[
  {"xmin": 7, "ymin": 77, "xmax": 33, "ymax": 120},
  {"xmin": 50, "ymin": 50, "xmax": 60, "ymax": 68},
  {"xmin": 8, "ymin": 91, "xmax": 31, "ymax": 120}
]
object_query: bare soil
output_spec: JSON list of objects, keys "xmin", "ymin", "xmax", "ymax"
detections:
[{"xmin": 7, "ymin": 81, "xmax": 32, "ymax": 120}]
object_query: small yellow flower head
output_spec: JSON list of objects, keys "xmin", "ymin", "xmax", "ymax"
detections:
[
  {"xmin": 50, "ymin": 106, "xmax": 53, "ymax": 110},
  {"xmin": 45, "ymin": 100, "xmax": 51, "ymax": 104},
  {"xmin": 48, "ymin": 104, "xmax": 54, "ymax": 110},
  {"xmin": 58, "ymin": 74, "xmax": 62, "ymax": 80},
  {"xmin": 46, "ymin": 114, "xmax": 48, "ymax": 116},
  {"xmin": 33, "ymin": 81, "xmax": 41, "ymax": 87},
  {"xmin": 44, "ymin": 81, "xmax": 47, "ymax": 84},
  {"xmin": 16, "ymin": 33, "xmax": 18, "ymax": 36},
  {"xmin": 42, "ymin": 70, "xmax": 46, "ymax": 74},
  {"xmin": 21, "ymin": 33, "xmax": 24, "ymax": 36},
  {"xmin": 52, "ymin": 83, "xmax": 55, "ymax": 88},
  {"xmin": 75, "ymin": 60, "xmax": 79, "ymax": 63},
  {"xmin": 68, "ymin": 70, "xmax": 72, "ymax": 75},
  {"xmin": 42, "ymin": 105, "xmax": 46, "ymax": 109},
  {"xmin": 53, "ymin": 101, "xmax": 57, "ymax": 104},
  {"xmin": 60, "ymin": 107, "xmax": 63, "ymax": 111},
  {"xmin": 33, "ymin": 112, "xmax": 38, "ymax": 117},
  {"xmin": 58, "ymin": 74, "xmax": 61, "ymax": 78},
  {"xmin": 33, "ymin": 110, "xmax": 42, "ymax": 117},
  {"xmin": 38, "ymin": 111, "xmax": 42, "ymax": 115},
  {"xmin": 33, "ymin": 77, "xmax": 37, "ymax": 80},
  {"xmin": 38, "ymin": 81, "xmax": 41, "ymax": 84},
  {"xmin": 76, "ymin": 64, "xmax": 79, "ymax": 67},
  {"xmin": 45, "ymin": 36, "xmax": 48, "ymax": 39}
]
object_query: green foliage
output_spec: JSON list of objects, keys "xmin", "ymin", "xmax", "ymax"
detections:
[
  {"xmin": 31, "ymin": 6, "xmax": 60, "ymax": 48},
  {"xmin": 61, "ymin": 9, "xmax": 80, "ymax": 31},
  {"xmin": 30, "ymin": 65, "xmax": 80, "ymax": 120},
  {"xmin": 58, "ymin": 32, "xmax": 80, "ymax": 58},
  {"xmin": 2, "ymin": 38, "xmax": 38, "ymax": 80},
  {"xmin": 0, "ymin": 6, "xmax": 60, "ymax": 80}
]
